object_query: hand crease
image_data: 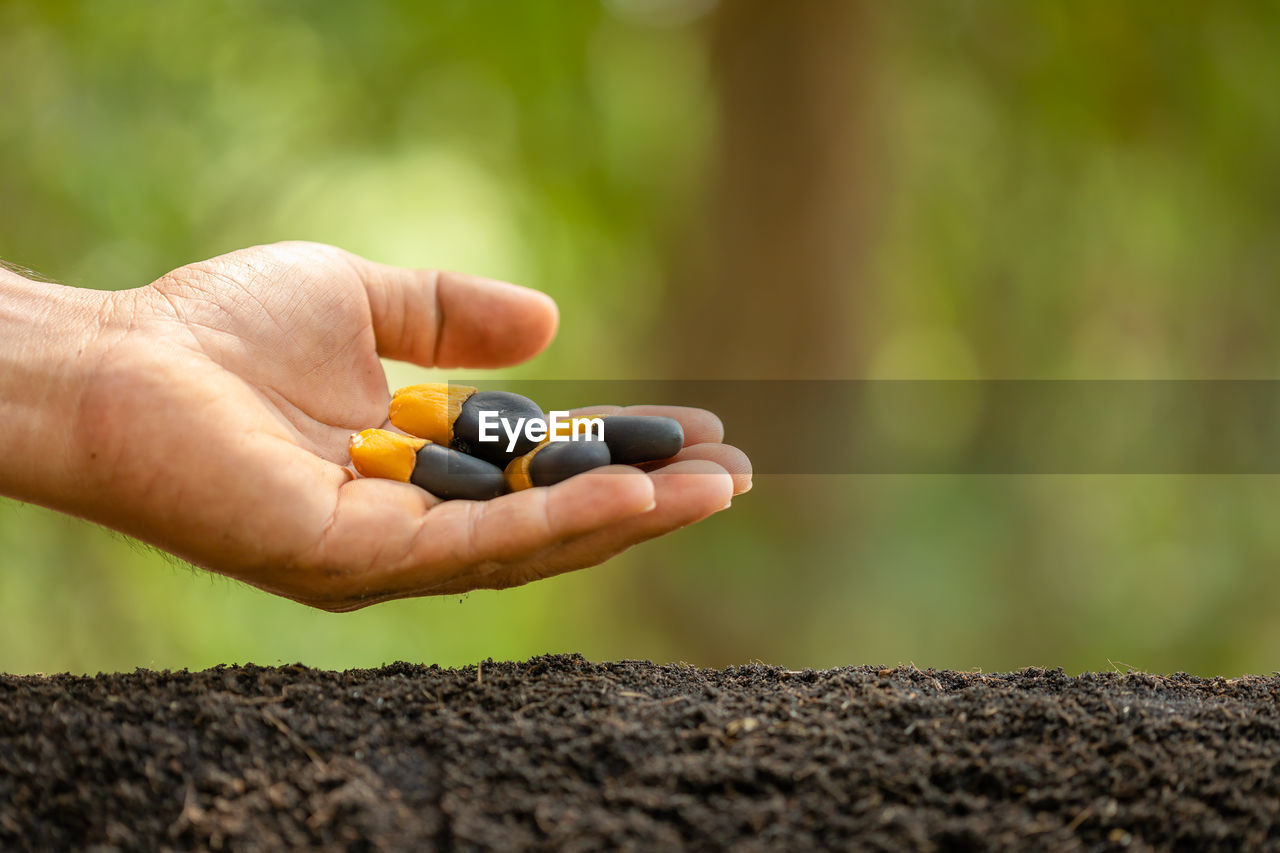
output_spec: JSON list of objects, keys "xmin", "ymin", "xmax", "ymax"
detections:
[{"xmin": 430, "ymin": 269, "xmax": 445, "ymax": 366}]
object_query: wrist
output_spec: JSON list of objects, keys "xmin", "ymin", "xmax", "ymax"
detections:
[{"xmin": 0, "ymin": 268, "xmax": 116, "ymax": 507}]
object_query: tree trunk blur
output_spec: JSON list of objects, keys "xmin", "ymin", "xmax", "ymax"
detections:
[
  {"xmin": 633, "ymin": 1, "xmax": 883, "ymax": 665},
  {"xmin": 664, "ymin": 0, "xmax": 879, "ymax": 379}
]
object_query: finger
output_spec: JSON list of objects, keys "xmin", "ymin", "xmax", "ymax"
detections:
[
  {"xmin": 569, "ymin": 404, "xmax": 725, "ymax": 445},
  {"xmin": 349, "ymin": 254, "xmax": 559, "ymax": 369},
  {"xmin": 310, "ymin": 465, "xmax": 656, "ymax": 605},
  {"xmin": 432, "ymin": 458, "xmax": 735, "ymax": 595},
  {"xmin": 651, "ymin": 442, "xmax": 752, "ymax": 495}
]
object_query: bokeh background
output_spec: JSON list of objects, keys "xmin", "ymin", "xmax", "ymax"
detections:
[{"xmin": 4, "ymin": 1, "xmax": 1280, "ymax": 675}]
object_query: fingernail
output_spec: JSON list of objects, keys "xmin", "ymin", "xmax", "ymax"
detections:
[{"xmin": 718, "ymin": 500, "xmax": 733, "ymax": 511}]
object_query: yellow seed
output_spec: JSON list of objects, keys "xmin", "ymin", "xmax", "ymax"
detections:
[
  {"xmin": 349, "ymin": 429, "xmax": 427, "ymax": 482},
  {"xmin": 388, "ymin": 383, "xmax": 476, "ymax": 444},
  {"xmin": 503, "ymin": 441, "xmax": 549, "ymax": 492}
]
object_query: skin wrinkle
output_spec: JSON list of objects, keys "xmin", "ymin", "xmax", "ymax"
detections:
[
  {"xmin": 410, "ymin": 501, "xmax": 507, "ymax": 590},
  {"xmin": 244, "ymin": 429, "xmax": 350, "ymax": 509},
  {"xmin": 249, "ymin": 385, "xmax": 329, "ymax": 453},
  {"xmin": 334, "ymin": 248, "xmax": 417, "ymax": 367},
  {"xmin": 359, "ymin": 491, "xmax": 424, "ymax": 580},
  {"xmin": 145, "ymin": 280, "xmax": 258, "ymax": 366},
  {"xmin": 63, "ymin": 292, "xmax": 133, "ymax": 496},
  {"xmin": 151, "ymin": 273, "xmax": 380, "ymax": 449},
  {"xmin": 213, "ymin": 268, "xmax": 292, "ymax": 348},
  {"xmin": 266, "ymin": 359, "xmax": 382, "ymax": 444},
  {"xmin": 313, "ymin": 490, "xmax": 437, "ymax": 594},
  {"xmin": 536, "ymin": 486, "xmax": 557, "ymax": 553},
  {"xmin": 370, "ymin": 269, "xmax": 411, "ymax": 363},
  {"xmin": 335, "ymin": 249, "xmax": 393, "ymax": 338},
  {"xmin": 294, "ymin": 322, "xmax": 371, "ymax": 383},
  {"xmin": 289, "ymin": 485, "xmax": 354, "ymax": 588},
  {"xmin": 328, "ymin": 541, "xmax": 444, "ymax": 605},
  {"xmin": 272, "ymin": 268, "xmax": 321, "ymax": 331},
  {"xmin": 165, "ymin": 267, "xmax": 284, "ymax": 358},
  {"xmin": 406, "ymin": 545, "xmax": 564, "ymax": 599},
  {"xmin": 458, "ymin": 499, "xmax": 489, "ymax": 568},
  {"xmin": 431, "ymin": 547, "xmax": 557, "ymax": 597},
  {"xmin": 204, "ymin": 362, "xmax": 318, "ymax": 450},
  {"xmin": 430, "ymin": 268, "xmax": 445, "ymax": 367},
  {"xmin": 299, "ymin": 475, "xmax": 425, "ymax": 593}
]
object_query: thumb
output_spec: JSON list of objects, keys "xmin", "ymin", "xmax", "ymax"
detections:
[{"xmin": 351, "ymin": 255, "xmax": 559, "ymax": 369}]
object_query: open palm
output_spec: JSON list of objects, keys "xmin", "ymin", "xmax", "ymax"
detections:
[{"xmin": 74, "ymin": 242, "xmax": 749, "ymax": 609}]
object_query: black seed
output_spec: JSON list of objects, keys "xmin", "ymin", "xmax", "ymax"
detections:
[
  {"xmin": 601, "ymin": 416, "xmax": 684, "ymax": 465},
  {"xmin": 529, "ymin": 439, "xmax": 612, "ymax": 487},
  {"xmin": 411, "ymin": 444, "xmax": 507, "ymax": 501},
  {"xmin": 451, "ymin": 390, "xmax": 546, "ymax": 466}
]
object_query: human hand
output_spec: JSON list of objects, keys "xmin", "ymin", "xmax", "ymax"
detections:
[{"xmin": 1, "ymin": 243, "xmax": 749, "ymax": 609}]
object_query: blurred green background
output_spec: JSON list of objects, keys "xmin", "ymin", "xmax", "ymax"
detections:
[{"xmin": 4, "ymin": 1, "xmax": 1280, "ymax": 676}]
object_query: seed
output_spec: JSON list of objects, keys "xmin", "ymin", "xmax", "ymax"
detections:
[
  {"xmin": 388, "ymin": 383, "xmax": 475, "ymax": 446},
  {"xmin": 389, "ymin": 384, "xmax": 544, "ymax": 468},
  {"xmin": 348, "ymin": 429, "xmax": 425, "ymax": 482},
  {"xmin": 349, "ymin": 429, "xmax": 506, "ymax": 501},
  {"xmin": 531, "ymin": 439, "xmax": 611, "ymax": 487},
  {"xmin": 410, "ymin": 443, "xmax": 507, "ymax": 501},
  {"xmin": 376, "ymin": 391, "xmax": 687, "ymax": 492},
  {"xmin": 598, "ymin": 415, "xmax": 684, "ymax": 465},
  {"xmin": 451, "ymin": 390, "xmax": 545, "ymax": 466},
  {"xmin": 505, "ymin": 436, "xmax": 612, "ymax": 491}
]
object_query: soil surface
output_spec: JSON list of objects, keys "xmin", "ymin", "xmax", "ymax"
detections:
[{"xmin": 2, "ymin": 655, "xmax": 1279, "ymax": 851}]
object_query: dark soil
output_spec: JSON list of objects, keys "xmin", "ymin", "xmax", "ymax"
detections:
[{"xmin": 2, "ymin": 656, "xmax": 1279, "ymax": 851}]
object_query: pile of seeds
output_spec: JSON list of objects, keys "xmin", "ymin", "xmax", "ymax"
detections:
[{"xmin": 348, "ymin": 383, "xmax": 684, "ymax": 500}]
